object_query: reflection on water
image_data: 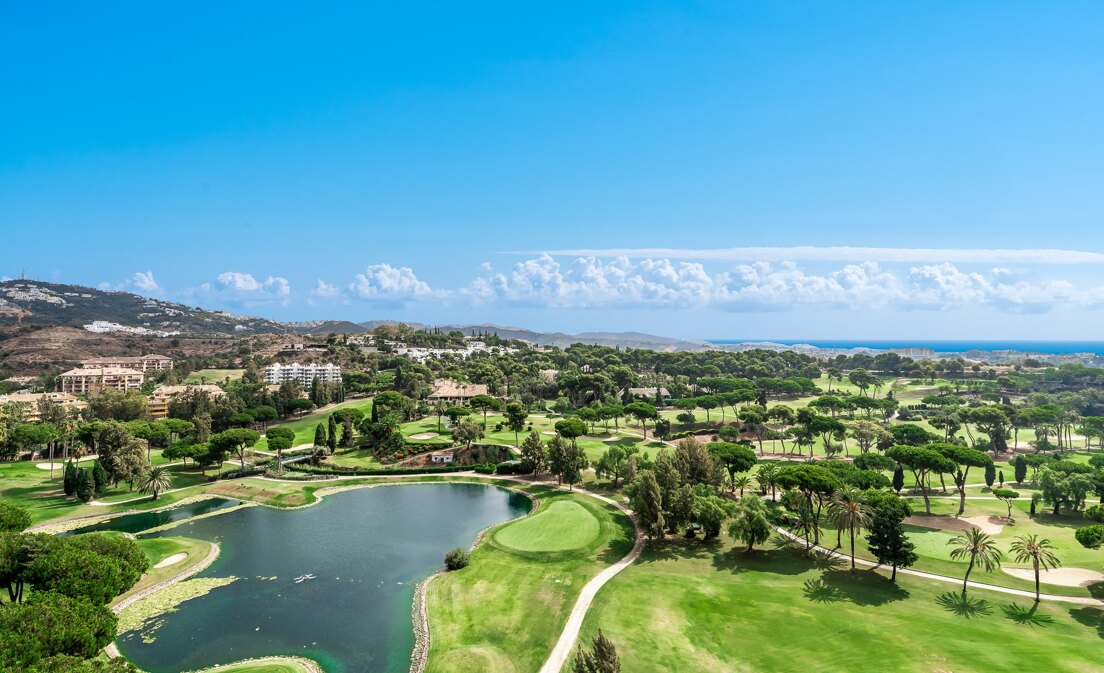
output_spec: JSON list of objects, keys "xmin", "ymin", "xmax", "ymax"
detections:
[
  {"xmin": 117, "ymin": 484, "xmax": 531, "ymax": 673},
  {"xmin": 60, "ymin": 498, "xmax": 239, "ymax": 537}
]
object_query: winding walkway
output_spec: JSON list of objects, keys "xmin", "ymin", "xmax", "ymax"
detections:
[{"xmin": 774, "ymin": 526, "xmax": 1103, "ymax": 606}]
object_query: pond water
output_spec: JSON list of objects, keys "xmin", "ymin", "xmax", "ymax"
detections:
[
  {"xmin": 61, "ymin": 498, "xmax": 240, "ymax": 536},
  {"xmin": 116, "ymin": 484, "xmax": 531, "ymax": 673}
]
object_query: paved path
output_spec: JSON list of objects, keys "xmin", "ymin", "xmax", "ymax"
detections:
[
  {"xmin": 535, "ymin": 486, "xmax": 643, "ymax": 673},
  {"xmin": 774, "ymin": 526, "xmax": 1103, "ymax": 606}
]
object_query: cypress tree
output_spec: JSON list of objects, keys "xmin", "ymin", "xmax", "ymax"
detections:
[
  {"xmin": 91, "ymin": 460, "xmax": 109, "ymax": 496},
  {"xmin": 631, "ymin": 470, "xmax": 666, "ymax": 540},
  {"xmin": 340, "ymin": 418, "xmax": 355, "ymax": 448},
  {"xmin": 314, "ymin": 423, "xmax": 327, "ymax": 447},
  {"xmin": 62, "ymin": 460, "xmax": 77, "ymax": 496},
  {"xmin": 75, "ymin": 468, "xmax": 95, "ymax": 503},
  {"xmin": 1014, "ymin": 455, "xmax": 1027, "ymax": 484},
  {"xmin": 892, "ymin": 465, "xmax": 905, "ymax": 494},
  {"xmin": 998, "ymin": 469, "xmax": 1004, "ymax": 487},
  {"xmin": 984, "ymin": 463, "xmax": 996, "ymax": 489},
  {"xmin": 327, "ymin": 415, "xmax": 338, "ymax": 453}
]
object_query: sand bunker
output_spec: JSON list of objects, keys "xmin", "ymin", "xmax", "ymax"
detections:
[
  {"xmin": 961, "ymin": 515, "xmax": 1005, "ymax": 535},
  {"xmin": 542, "ymin": 431, "xmax": 557, "ymax": 436},
  {"xmin": 1002, "ymin": 566, "xmax": 1104, "ymax": 587},
  {"xmin": 35, "ymin": 456, "xmax": 96, "ymax": 470},
  {"xmin": 154, "ymin": 553, "xmax": 188, "ymax": 569},
  {"xmin": 409, "ymin": 432, "xmax": 439, "ymax": 440}
]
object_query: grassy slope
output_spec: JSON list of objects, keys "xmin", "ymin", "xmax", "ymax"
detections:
[
  {"xmin": 254, "ymin": 397, "xmax": 374, "ymax": 450},
  {"xmin": 425, "ymin": 486, "xmax": 634, "ymax": 673},
  {"xmin": 183, "ymin": 368, "xmax": 245, "ymax": 385},
  {"xmin": 576, "ymin": 538, "xmax": 1104, "ymax": 673}
]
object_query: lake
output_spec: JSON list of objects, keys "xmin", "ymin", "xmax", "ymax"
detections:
[{"xmin": 116, "ymin": 483, "xmax": 532, "ymax": 673}]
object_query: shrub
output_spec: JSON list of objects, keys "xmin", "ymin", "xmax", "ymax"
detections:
[
  {"xmin": 473, "ymin": 463, "xmax": 496, "ymax": 474},
  {"xmin": 444, "ymin": 547, "xmax": 470, "ymax": 570}
]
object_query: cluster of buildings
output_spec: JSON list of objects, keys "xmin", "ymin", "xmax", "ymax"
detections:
[
  {"xmin": 394, "ymin": 341, "xmax": 517, "ymax": 364},
  {"xmin": 0, "ymin": 391, "xmax": 88, "ymax": 420},
  {"xmin": 83, "ymin": 321, "xmax": 181, "ymax": 337},
  {"xmin": 55, "ymin": 354, "xmax": 174, "ymax": 394},
  {"xmin": 426, "ymin": 379, "xmax": 489, "ymax": 404},
  {"xmin": 147, "ymin": 384, "xmax": 225, "ymax": 418},
  {"xmin": 263, "ymin": 362, "xmax": 342, "ymax": 386}
]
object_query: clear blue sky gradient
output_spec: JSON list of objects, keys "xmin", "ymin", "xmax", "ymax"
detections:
[{"xmin": 2, "ymin": 3, "xmax": 1103, "ymax": 338}]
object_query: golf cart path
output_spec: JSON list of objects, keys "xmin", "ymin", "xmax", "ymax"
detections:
[{"xmin": 773, "ymin": 526, "xmax": 1103, "ymax": 606}]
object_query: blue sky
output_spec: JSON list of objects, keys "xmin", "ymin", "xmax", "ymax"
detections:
[{"xmin": 3, "ymin": 2, "xmax": 1104, "ymax": 339}]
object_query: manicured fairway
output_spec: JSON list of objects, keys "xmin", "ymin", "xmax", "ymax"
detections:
[
  {"xmin": 184, "ymin": 368, "xmax": 244, "ymax": 384},
  {"xmin": 494, "ymin": 500, "xmax": 601, "ymax": 553},
  {"xmin": 254, "ymin": 397, "xmax": 374, "ymax": 450},
  {"xmin": 425, "ymin": 487, "xmax": 634, "ymax": 673},
  {"xmin": 576, "ymin": 539, "xmax": 1104, "ymax": 673}
]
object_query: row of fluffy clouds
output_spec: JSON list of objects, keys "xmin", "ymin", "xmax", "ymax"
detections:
[{"xmin": 115, "ymin": 255, "xmax": 1104, "ymax": 313}]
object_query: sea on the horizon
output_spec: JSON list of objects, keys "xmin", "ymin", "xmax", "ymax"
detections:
[{"xmin": 706, "ymin": 340, "xmax": 1104, "ymax": 355}]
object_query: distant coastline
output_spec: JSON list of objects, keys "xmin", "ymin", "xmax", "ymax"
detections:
[{"xmin": 707, "ymin": 340, "xmax": 1104, "ymax": 355}]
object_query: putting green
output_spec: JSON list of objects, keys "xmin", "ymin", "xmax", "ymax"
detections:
[{"xmin": 494, "ymin": 500, "xmax": 600, "ymax": 553}]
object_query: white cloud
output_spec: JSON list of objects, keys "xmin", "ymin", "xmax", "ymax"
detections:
[
  {"xmin": 524, "ymin": 246, "xmax": 1104, "ymax": 265},
  {"xmin": 312, "ymin": 279, "xmax": 341, "ymax": 298},
  {"xmin": 348, "ymin": 264, "xmax": 436, "ymax": 304},
  {"xmin": 460, "ymin": 255, "xmax": 1104, "ymax": 314},
  {"xmin": 215, "ymin": 271, "xmax": 290, "ymax": 297},
  {"xmin": 131, "ymin": 271, "xmax": 160, "ymax": 293}
]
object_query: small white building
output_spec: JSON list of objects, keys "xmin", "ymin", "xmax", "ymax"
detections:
[{"xmin": 430, "ymin": 450, "xmax": 454, "ymax": 464}]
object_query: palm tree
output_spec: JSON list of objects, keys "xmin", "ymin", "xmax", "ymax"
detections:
[
  {"xmin": 733, "ymin": 475, "xmax": 752, "ymax": 497},
  {"xmin": 756, "ymin": 463, "xmax": 779, "ymax": 501},
  {"xmin": 139, "ymin": 466, "xmax": 174, "ymax": 500},
  {"xmin": 948, "ymin": 529, "xmax": 1002, "ymax": 593},
  {"xmin": 827, "ymin": 487, "xmax": 871, "ymax": 570},
  {"xmin": 1009, "ymin": 534, "xmax": 1060, "ymax": 602},
  {"xmin": 433, "ymin": 400, "xmax": 447, "ymax": 433}
]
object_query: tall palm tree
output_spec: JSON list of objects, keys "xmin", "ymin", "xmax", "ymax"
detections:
[
  {"xmin": 1009, "ymin": 535, "xmax": 1060, "ymax": 602},
  {"xmin": 433, "ymin": 400, "xmax": 447, "ymax": 433},
  {"xmin": 756, "ymin": 463, "xmax": 779, "ymax": 501},
  {"xmin": 139, "ymin": 466, "xmax": 174, "ymax": 501},
  {"xmin": 828, "ymin": 487, "xmax": 871, "ymax": 570},
  {"xmin": 948, "ymin": 529, "xmax": 1002, "ymax": 593},
  {"xmin": 733, "ymin": 475, "xmax": 752, "ymax": 498}
]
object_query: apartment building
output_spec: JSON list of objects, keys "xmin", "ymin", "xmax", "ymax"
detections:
[
  {"xmin": 79, "ymin": 354, "xmax": 174, "ymax": 371},
  {"xmin": 58, "ymin": 367, "xmax": 144, "ymax": 394},
  {"xmin": 263, "ymin": 362, "xmax": 342, "ymax": 386},
  {"xmin": 0, "ymin": 392, "xmax": 88, "ymax": 420},
  {"xmin": 147, "ymin": 384, "xmax": 226, "ymax": 418}
]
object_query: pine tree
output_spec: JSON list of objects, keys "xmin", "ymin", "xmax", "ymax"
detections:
[
  {"xmin": 573, "ymin": 629, "xmax": 621, "ymax": 673},
  {"xmin": 520, "ymin": 431, "xmax": 547, "ymax": 474},
  {"xmin": 632, "ymin": 470, "xmax": 666, "ymax": 540},
  {"xmin": 91, "ymin": 460, "xmax": 109, "ymax": 496},
  {"xmin": 62, "ymin": 460, "xmax": 77, "ymax": 497},
  {"xmin": 75, "ymin": 468, "xmax": 95, "ymax": 503},
  {"xmin": 865, "ymin": 502, "xmax": 917, "ymax": 581},
  {"xmin": 892, "ymin": 465, "xmax": 905, "ymax": 493},
  {"xmin": 314, "ymin": 423, "xmax": 327, "ymax": 448},
  {"xmin": 327, "ymin": 415, "xmax": 338, "ymax": 453}
]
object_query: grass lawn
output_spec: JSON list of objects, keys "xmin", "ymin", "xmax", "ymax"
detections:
[
  {"xmin": 576, "ymin": 537, "xmax": 1104, "ymax": 673},
  {"xmin": 254, "ymin": 397, "xmax": 374, "ymax": 450},
  {"xmin": 494, "ymin": 500, "xmax": 601, "ymax": 553},
  {"xmin": 425, "ymin": 485, "xmax": 634, "ymax": 673},
  {"xmin": 183, "ymin": 368, "xmax": 244, "ymax": 385},
  {"xmin": 110, "ymin": 535, "xmax": 214, "ymax": 608}
]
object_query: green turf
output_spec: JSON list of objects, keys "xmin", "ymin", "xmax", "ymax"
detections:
[
  {"xmin": 183, "ymin": 368, "xmax": 244, "ymax": 384},
  {"xmin": 494, "ymin": 500, "xmax": 602, "ymax": 553},
  {"xmin": 576, "ymin": 538, "xmax": 1104, "ymax": 673},
  {"xmin": 426, "ymin": 486, "xmax": 634, "ymax": 673},
  {"xmin": 254, "ymin": 397, "xmax": 374, "ymax": 450}
]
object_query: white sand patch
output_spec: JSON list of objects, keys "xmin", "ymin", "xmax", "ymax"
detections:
[
  {"xmin": 961, "ymin": 515, "xmax": 1005, "ymax": 535},
  {"xmin": 409, "ymin": 433, "xmax": 439, "ymax": 440},
  {"xmin": 154, "ymin": 552, "xmax": 188, "ymax": 569},
  {"xmin": 35, "ymin": 456, "xmax": 96, "ymax": 470},
  {"xmin": 1002, "ymin": 566, "xmax": 1104, "ymax": 587},
  {"xmin": 542, "ymin": 431, "xmax": 557, "ymax": 436}
]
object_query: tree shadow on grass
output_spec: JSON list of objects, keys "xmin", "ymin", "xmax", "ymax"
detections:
[
  {"xmin": 1088, "ymin": 582, "xmax": 1104, "ymax": 600},
  {"xmin": 802, "ymin": 578, "xmax": 844, "ymax": 604},
  {"xmin": 710, "ymin": 547, "xmax": 809, "ymax": 576},
  {"xmin": 818, "ymin": 569, "xmax": 910, "ymax": 606},
  {"xmin": 935, "ymin": 591, "xmax": 993, "ymax": 618},
  {"xmin": 641, "ymin": 537, "xmax": 723, "ymax": 564},
  {"xmin": 808, "ymin": 551, "xmax": 847, "ymax": 572},
  {"xmin": 1002, "ymin": 602, "xmax": 1055, "ymax": 627},
  {"xmin": 1069, "ymin": 607, "xmax": 1104, "ymax": 638}
]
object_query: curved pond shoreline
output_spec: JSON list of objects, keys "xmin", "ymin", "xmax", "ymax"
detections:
[{"xmin": 101, "ymin": 479, "xmax": 534, "ymax": 673}]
